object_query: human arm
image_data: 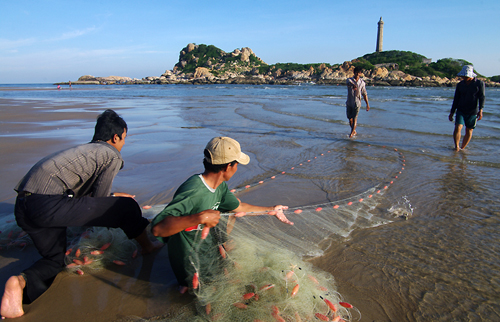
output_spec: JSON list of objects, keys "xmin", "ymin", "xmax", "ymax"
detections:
[
  {"xmin": 449, "ymin": 84, "xmax": 461, "ymax": 121},
  {"xmin": 232, "ymin": 202, "xmax": 293, "ymax": 225},
  {"xmin": 477, "ymin": 80, "xmax": 485, "ymax": 121},
  {"xmin": 151, "ymin": 209, "xmax": 221, "ymax": 238},
  {"xmin": 363, "ymin": 94, "xmax": 370, "ymax": 111}
]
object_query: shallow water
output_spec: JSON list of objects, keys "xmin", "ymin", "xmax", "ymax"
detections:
[{"xmin": 1, "ymin": 84, "xmax": 499, "ymax": 321}]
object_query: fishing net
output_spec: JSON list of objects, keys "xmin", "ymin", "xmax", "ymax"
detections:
[
  {"xmin": 63, "ymin": 227, "xmax": 139, "ymax": 274},
  {"xmin": 137, "ymin": 142, "xmax": 407, "ymax": 322},
  {"xmin": 1, "ymin": 142, "xmax": 409, "ymax": 321}
]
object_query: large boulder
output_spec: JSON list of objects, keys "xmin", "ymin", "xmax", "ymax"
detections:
[
  {"xmin": 193, "ymin": 67, "xmax": 213, "ymax": 79},
  {"xmin": 240, "ymin": 47, "xmax": 254, "ymax": 62},
  {"xmin": 78, "ymin": 75, "xmax": 98, "ymax": 81}
]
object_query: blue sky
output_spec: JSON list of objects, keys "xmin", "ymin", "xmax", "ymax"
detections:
[{"xmin": 1, "ymin": 0, "xmax": 499, "ymax": 83}]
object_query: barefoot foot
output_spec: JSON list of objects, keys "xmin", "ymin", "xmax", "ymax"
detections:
[{"xmin": 1, "ymin": 275, "xmax": 26, "ymax": 319}]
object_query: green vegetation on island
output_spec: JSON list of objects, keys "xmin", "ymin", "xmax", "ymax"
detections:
[
  {"xmin": 355, "ymin": 50, "xmax": 483, "ymax": 79},
  {"xmin": 176, "ymin": 44, "xmax": 492, "ymax": 81},
  {"xmin": 71, "ymin": 44, "xmax": 500, "ymax": 86}
]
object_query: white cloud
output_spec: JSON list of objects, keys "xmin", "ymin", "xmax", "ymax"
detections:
[
  {"xmin": 52, "ymin": 27, "xmax": 97, "ymax": 41},
  {"xmin": 0, "ymin": 38, "xmax": 36, "ymax": 50}
]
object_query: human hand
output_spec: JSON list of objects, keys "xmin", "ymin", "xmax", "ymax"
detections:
[
  {"xmin": 477, "ymin": 110, "xmax": 483, "ymax": 121},
  {"xmin": 268, "ymin": 205, "xmax": 294, "ymax": 225},
  {"xmin": 112, "ymin": 192, "xmax": 136, "ymax": 199},
  {"xmin": 366, "ymin": 104, "xmax": 370, "ymax": 112},
  {"xmin": 197, "ymin": 210, "xmax": 221, "ymax": 239},
  {"xmin": 448, "ymin": 114, "xmax": 454, "ymax": 122}
]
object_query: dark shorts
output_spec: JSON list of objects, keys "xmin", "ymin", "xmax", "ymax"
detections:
[
  {"xmin": 346, "ymin": 105, "xmax": 360, "ymax": 119},
  {"xmin": 455, "ymin": 110, "xmax": 477, "ymax": 129}
]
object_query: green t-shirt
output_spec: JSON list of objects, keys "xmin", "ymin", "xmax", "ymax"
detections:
[{"xmin": 151, "ymin": 174, "xmax": 240, "ymax": 286}]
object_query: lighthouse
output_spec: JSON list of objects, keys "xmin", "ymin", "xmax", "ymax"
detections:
[{"xmin": 376, "ymin": 17, "xmax": 384, "ymax": 52}]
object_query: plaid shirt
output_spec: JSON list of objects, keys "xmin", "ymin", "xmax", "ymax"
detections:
[{"xmin": 15, "ymin": 142, "xmax": 123, "ymax": 198}]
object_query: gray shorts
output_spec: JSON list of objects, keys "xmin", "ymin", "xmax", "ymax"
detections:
[{"xmin": 346, "ymin": 105, "xmax": 360, "ymax": 119}]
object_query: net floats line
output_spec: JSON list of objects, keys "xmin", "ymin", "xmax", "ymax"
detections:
[{"xmin": 218, "ymin": 145, "xmax": 406, "ymax": 217}]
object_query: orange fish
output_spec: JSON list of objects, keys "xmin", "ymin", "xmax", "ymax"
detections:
[
  {"xmin": 192, "ymin": 272, "xmax": 199, "ymax": 289},
  {"xmin": 291, "ymin": 284, "xmax": 299, "ymax": 297},
  {"xmin": 332, "ymin": 316, "xmax": 341, "ymax": 322},
  {"xmin": 324, "ymin": 298, "xmax": 337, "ymax": 312},
  {"xmin": 66, "ymin": 263, "xmax": 77, "ymax": 268},
  {"xmin": 285, "ymin": 270, "xmax": 295, "ymax": 279},
  {"xmin": 316, "ymin": 207, "xmax": 322, "ymax": 212},
  {"xmin": 91, "ymin": 250, "xmax": 103, "ymax": 255},
  {"xmin": 314, "ymin": 313, "xmax": 329, "ymax": 321},
  {"xmin": 65, "ymin": 248, "xmax": 72, "ymax": 256},
  {"xmin": 76, "ymin": 269, "xmax": 84, "ymax": 275},
  {"xmin": 308, "ymin": 275, "xmax": 319, "ymax": 285},
  {"xmin": 75, "ymin": 249, "xmax": 81, "ymax": 257},
  {"xmin": 219, "ymin": 245, "xmax": 226, "ymax": 259},
  {"xmin": 100, "ymin": 243, "xmax": 111, "ymax": 251},
  {"xmin": 142, "ymin": 205, "xmax": 152, "ymax": 209},
  {"xmin": 339, "ymin": 301, "xmax": 353, "ymax": 309},
  {"xmin": 113, "ymin": 260, "xmax": 126, "ymax": 266},
  {"xmin": 242, "ymin": 292, "xmax": 255, "ymax": 300},
  {"xmin": 73, "ymin": 259, "xmax": 83, "ymax": 265},
  {"xmin": 272, "ymin": 314, "xmax": 285, "ymax": 322},
  {"xmin": 259, "ymin": 283, "xmax": 275, "ymax": 291},
  {"xmin": 233, "ymin": 302, "xmax": 248, "ymax": 309},
  {"xmin": 205, "ymin": 303, "xmax": 211, "ymax": 315},
  {"xmin": 294, "ymin": 209, "xmax": 303, "ymax": 214}
]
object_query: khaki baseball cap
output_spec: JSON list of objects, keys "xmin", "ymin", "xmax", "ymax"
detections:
[{"xmin": 204, "ymin": 137, "xmax": 250, "ymax": 165}]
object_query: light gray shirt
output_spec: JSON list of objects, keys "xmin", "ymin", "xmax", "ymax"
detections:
[
  {"xmin": 15, "ymin": 142, "xmax": 123, "ymax": 198},
  {"xmin": 346, "ymin": 77, "xmax": 367, "ymax": 108}
]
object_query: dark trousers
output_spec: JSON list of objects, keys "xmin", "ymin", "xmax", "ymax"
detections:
[{"xmin": 14, "ymin": 193, "xmax": 149, "ymax": 303}]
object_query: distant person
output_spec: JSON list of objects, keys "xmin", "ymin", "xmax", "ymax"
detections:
[
  {"xmin": 57, "ymin": 85, "xmax": 61, "ymax": 90},
  {"xmin": 448, "ymin": 65, "xmax": 485, "ymax": 151},
  {"xmin": 68, "ymin": 80, "xmax": 72, "ymax": 88},
  {"xmin": 0, "ymin": 109, "xmax": 162, "ymax": 319},
  {"xmin": 346, "ymin": 66, "xmax": 370, "ymax": 138},
  {"xmin": 151, "ymin": 136, "xmax": 293, "ymax": 292}
]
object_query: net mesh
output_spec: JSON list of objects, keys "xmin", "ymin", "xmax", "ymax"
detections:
[
  {"xmin": 0, "ymin": 142, "xmax": 409, "ymax": 321},
  {"xmin": 137, "ymin": 143, "xmax": 406, "ymax": 321}
]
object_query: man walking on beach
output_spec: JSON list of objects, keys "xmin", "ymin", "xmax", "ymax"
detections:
[
  {"xmin": 1, "ymin": 109, "xmax": 162, "ymax": 319},
  {"xmin": 346, "ymin": 66, "xmax": 370, "ymax": 138},
  {"xmin": 448, "ymin": 65, "xmax": 485, "ymax": 151},
  {"xmin": 151, "ymin": 136, "xmax": 293, "ymax": 292}
]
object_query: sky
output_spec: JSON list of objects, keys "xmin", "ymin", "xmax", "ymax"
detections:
[{"xmin": 1, "ymin": 0, "xmax": 499, "ymax": 84}]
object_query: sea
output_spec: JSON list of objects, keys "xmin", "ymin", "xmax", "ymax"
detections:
[{"xmin": 0, "ymin": 83, "xmax": 499, "ymax": 321}]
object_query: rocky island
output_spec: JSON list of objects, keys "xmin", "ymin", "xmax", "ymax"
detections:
[{"xmin": 59, "ymin": 43, "xmax": 500, "ymax": 87}]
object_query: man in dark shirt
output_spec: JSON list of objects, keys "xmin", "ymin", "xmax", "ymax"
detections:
[
  {"xmin": 448, "ymin": 65, "xmax": 485, "ymax": 151},
  {"xmin": 1, "ymin": 109, "xmax": 162, "ymax": 319}
]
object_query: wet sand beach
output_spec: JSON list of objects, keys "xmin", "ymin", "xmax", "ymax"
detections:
[{"xmin": 1, "ymin": 85, "xmax": 500, "ymax": 321}]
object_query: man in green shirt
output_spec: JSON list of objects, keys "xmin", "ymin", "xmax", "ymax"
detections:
[{"xmin": 151, "ymin": 137, "xmax": 292, "ymax": 291}]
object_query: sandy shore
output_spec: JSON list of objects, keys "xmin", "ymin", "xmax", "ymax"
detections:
[{"xmin": 0, "ymin": 98, "xmax": 200, "ymax": 321}]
